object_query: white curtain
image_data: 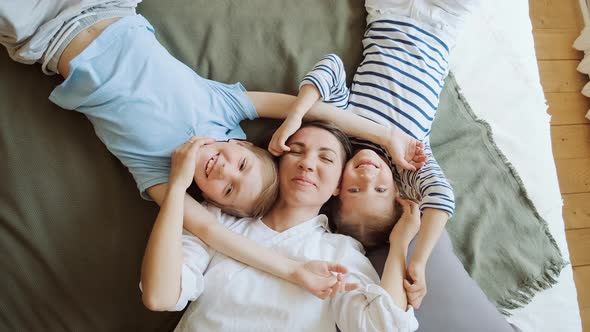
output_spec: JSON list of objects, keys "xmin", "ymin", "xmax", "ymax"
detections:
[{"xmin": 574, "ymin": 0, "xmax": 590, "ymax": 120}]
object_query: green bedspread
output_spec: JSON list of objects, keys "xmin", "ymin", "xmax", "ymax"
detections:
[
  {"xmin": 0, "ymin": 0, "xmax": 564, "ymax": 330},
  {"xmin": 432, "ymin": 74, "xmax": 566, "ymax": 314}
]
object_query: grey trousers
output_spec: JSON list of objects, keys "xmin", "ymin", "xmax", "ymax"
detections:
[
  {"xmin": 367, "ymin": 230, "xmax": 520, "ymax": 332},
  {"xmin": 0, "ymin": 0, "xmax": 139, "ymax": 74}
]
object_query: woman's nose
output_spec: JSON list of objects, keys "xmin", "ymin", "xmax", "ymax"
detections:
[{"xmin": 297, "ymin": 156, "xmax": 315, "ymax": 171}]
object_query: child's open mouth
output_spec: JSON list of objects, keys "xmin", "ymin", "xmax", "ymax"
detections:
[
  {"xmin": 355, "ymin": 159, "xmax": 379, "ymax": 169},
  {"xmin": 205, "ymin": 153, "xmax": 220, "ymax": 177}
]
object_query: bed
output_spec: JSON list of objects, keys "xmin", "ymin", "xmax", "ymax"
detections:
[
  {"xmin": 450, "ymin": 1, "xmax": 582, "ymax": 330},
  {"xmin": 0, "ymin": 0, "xmax": 582, "ymax": 331}
]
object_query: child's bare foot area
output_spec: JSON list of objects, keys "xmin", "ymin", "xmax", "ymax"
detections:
[{"xmin": 389, "ymin": 198, "xmax": 421, "ymax": 247}]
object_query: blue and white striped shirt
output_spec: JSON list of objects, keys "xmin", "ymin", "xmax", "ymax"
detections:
[{"xmin": 300, "ymin": 15, "xmax": 455, "ymax": 216}]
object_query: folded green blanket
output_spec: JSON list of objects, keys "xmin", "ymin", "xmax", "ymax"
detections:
[{"xmin": 431, "ymin": 73, "xmax": 566, "ymax": 314}]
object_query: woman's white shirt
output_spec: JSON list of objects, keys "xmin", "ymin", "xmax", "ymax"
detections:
[{"xmin": 167, "ymin": 204, "xmax": 418, "ymax": 332}]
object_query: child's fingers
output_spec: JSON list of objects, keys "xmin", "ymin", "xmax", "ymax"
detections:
[
  {"xmin": 268, "ymin": 145, "xmax": 281, "ymax": 156},
  {"xmin": 413, "ymin": 160, "xmax": 426, "ymax": 169},
  {"xmin": 406, "ymin": 200, "xmax": 418, "ymax": 210},
  {"xmin": 344, "ymin": 283, "xmax": 359, "ymax": 291},
  {"xmin": 268, "ymin": 135, "xmax": 289, "ymax": 157},
  {"xmin": 404, "ymin": 279, "xmax": 418, "ymax": 291},
  {"xmin": 187, "ymin": 136, "xmax": 215, "ymax": 147},
  {"xmin": 280, "ymin": 141, "xmax": 290, "ymax": 152},
  {"xmin": 404, "ymin": 280, "xmax": 423, "ymax": 294},
  {"xmin": 396, "ymin": 197, "xmax": 411, "ymax": 213},
  {"xmin": 269, "ymin": 143, "xmax": 283, "ymax": 157},
  {"xmin": 416, "ymin": 141, "xmax": 425, "ymax": 151},
  {"xmin": 397, "ymin": 159, "xmax": 417, "ymax": 172},
  {"xmin": 268, "ymin": 136, "xmax": 279, "ymax": 156},
  {"xmin": 319, "ymin": 274, "xmax": 339, "ymax": 290},
  {"xmin": 318, "ymin": 288, "xmax": 332, "ymax": 300},
  {"xmin": 413, "ymin": 154, "xmax": 427, "ymax": 162},
  {"xmin": 407, "ymin": 293, "xmax": 424, "ymax": 309},
  {"xmin": 329, "ymin": 281, "xmax": 342, "ymax": 297},
  {"xmin": 327, "ymin": 263, "xmax": 348, "ymax": 275}
]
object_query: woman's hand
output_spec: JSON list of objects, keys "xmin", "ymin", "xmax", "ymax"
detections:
[
  {"xmin": 381, "ymin": 127, "xmax": 428, "ymax": 171},
  {"xmin": 169, "ymin": 136, "xmax": 215, "ymax": 191},
  {"xmin": 268, "ymin": 114, "xmax": 303, "ymax": 156},
  {"xmin": 291, "ymin": 260, "xmax": 358, "ymax": 299}
]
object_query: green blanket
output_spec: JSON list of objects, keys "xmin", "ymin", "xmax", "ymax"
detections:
[
  {"xmin": 0, "ymin": 0, "xmax": 564, "ymax": 330},
  {"xmin": 432, "ymin": 74, "xmax": 566, "ymax": 314}
]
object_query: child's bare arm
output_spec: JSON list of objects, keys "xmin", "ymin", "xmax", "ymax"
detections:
[
  {"xmin": 148, "ymin": 184, "xmax": 353, "ymax": 299},
  {"xmin": 381, "ymin": 241, "xmax": 409, "ymax": 310},
  {"xmin": 248, "ymin": 91, "xmax": 426, "ymax": 171},
  {"xmin": 404, "ymin": 208, "xmax": 448, "ymax": 308},
  {"xmin": 396, "ymin": 144, "xmax": 453, "ymax": 308},
  {"xmin": 267, "ymin": 85, "xmax": 321, "ymax": 156},
  {"xmin": 141, "ymin": 137, "xmax": 213, "ymax": 310},
  {"xmin": 410, "ymin": 209, "xmax": 449, "ymax": 267},
  {"xmin": 381, "ymin": 198, "xmax": 421, "ymax": 310}
]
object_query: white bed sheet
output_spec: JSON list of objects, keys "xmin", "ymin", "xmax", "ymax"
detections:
[{"xmin": 450, "ymin": 1, "xmax": 582, "ymax": 331}]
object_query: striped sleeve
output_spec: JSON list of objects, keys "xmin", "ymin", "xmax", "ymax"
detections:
[
  {"xmin": 396, "ymin": 141, "xmax": 455, "ymax": 217},
  {"xmin": 299, "ymin": 54, "xmax": 349, "ymax": 109}
]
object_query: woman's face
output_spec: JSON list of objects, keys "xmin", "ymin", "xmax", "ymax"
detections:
[{"xmin": 279, "ymin": 126, "xmax": 344, "ymax": 208}]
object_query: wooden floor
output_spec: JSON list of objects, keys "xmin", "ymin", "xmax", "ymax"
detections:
[{"xmin": 530, "ymin": 0, "xmax": 590, "ymax": 330}]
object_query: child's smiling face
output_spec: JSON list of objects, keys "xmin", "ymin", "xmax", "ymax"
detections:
[{"xmin": 194, "ymin": 140, "xmax": 268, "ymax": 216}]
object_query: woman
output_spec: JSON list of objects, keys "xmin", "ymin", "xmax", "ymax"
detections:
[{"xmin": 141, "ymin": 121, "xmax": 421, "ymax": 331}]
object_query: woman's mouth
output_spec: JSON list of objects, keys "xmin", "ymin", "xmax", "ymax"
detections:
[
  {"xmin": 205, "ymin": 153, "xmax": 220, "ymax": 177},
  {"xmin": 292, "ymin": 176, "xmax": 316, "ymax": 187}
]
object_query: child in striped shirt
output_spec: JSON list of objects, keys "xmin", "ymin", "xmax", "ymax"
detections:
[{"xmin": 268, "ymin": 0, "xmax": 479, "ymax": 309}]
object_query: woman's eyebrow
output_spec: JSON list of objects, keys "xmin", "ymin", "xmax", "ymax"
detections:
[
  {"xmin": 289, "ymin": 142, "xmax": 305, "ymax": 148},
  {"xmin": 319, "ymin": 147, "xmax": 337, "ymax": 154},
  {"xmin": 290, "ymin": 141, "xmax": 337, "ymax": 154}
]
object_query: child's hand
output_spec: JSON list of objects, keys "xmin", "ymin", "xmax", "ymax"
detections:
[
  {"xmin": 404, "ymin": 261, "xmax": 427, "ymax": 309},
  {"xmin": 382, "ymin": 128, "xmax": 428, "ymax": 171},
  {"xmin": 291, "ymin": 260, "xmax": 358, "ymax": 299},
  {"xmin": 268, "ymin": 114, "xmax": 303, "ymax": 156},
  {"xmin": 389, "ymin": 198, "xmax": 421, "ymax": 245},
  {"xmin": 169, "ymin": 136, "xmax": 215, "ymax": 190}
]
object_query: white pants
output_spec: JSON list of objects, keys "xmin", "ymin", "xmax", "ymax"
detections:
[
  {"xmin": 365, "ymin": 0, "xmax": 480, "ymax": 48},
  {"xmin": 0, "ymin": 0, "xmax": 139, "ymax": 74}
]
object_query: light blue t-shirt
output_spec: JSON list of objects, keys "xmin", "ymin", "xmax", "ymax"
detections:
[{"xmin": 50, "ymin": 15, "xmax": 258, "ymax": 200}]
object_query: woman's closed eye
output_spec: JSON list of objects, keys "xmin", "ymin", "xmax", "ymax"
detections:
[
  {"xmin": 239, "ymin": 158, "xmax": 246, "ymax": 171},
  {"xmin": 320, "ymin": 156, "xmax": 334, "ymax": 163},
  {"xmin": 319, "ymin": 151, "xmax": 335, "ymax": 163},
  {"xmin": 347, "ymin": 188, "xmax": 360, "ymax": 193}
]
